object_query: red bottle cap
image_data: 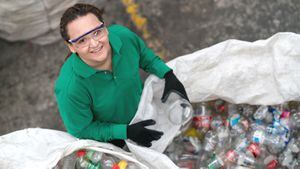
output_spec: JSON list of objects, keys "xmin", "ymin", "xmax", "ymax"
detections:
[
  {"xmin": 111, "ymin": 164, "xmax": 120, "ymax": 169},
  {"xmin": 76, "ymin": 150, "xmax": 86, "ymax": 157}
]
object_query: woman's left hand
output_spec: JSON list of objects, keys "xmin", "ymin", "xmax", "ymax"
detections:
[{"xmin": 161, "ymin": 70, "xmax": 189, "ymax": 103}]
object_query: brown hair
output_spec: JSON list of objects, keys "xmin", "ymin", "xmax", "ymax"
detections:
[{"xmin": 60, "ymin": 3, "xmax": 104, "ymax": 60}]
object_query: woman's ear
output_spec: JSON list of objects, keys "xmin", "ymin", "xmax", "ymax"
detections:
[{"xmin": 65, "ymin": 41, "xmax": 76, "ymax": 53}]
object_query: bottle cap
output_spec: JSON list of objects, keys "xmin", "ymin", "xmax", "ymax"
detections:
[{"xmin": 76, "ymin": 150, "xmax": 86, "ymax": 157}]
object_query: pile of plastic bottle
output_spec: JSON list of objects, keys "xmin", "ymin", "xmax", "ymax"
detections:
[
  {"xmin": 55, "ymin": 149, "xmax": 138, "ymax": 169},
  {"xmin": 164, "ymin": 100, "xmax": 300, "ymax": 169}
]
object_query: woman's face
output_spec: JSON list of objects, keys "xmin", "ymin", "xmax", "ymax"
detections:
[{"xmin": 66, "ymin": 13, "xmax": 111, "ymax": 69}]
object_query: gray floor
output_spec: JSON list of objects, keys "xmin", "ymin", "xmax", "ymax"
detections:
[{"xmin": 1, "ymin": 0, "xmax": 300, "ymax": 135}]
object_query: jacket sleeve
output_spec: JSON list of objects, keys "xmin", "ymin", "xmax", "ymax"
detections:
[
  {"xmin": 55, "ymin": 85, "xmax": 127, "ymax": 142},
  {"xmin": 134, "ymin": 32, "xmax": 171, "ymax": 78}
]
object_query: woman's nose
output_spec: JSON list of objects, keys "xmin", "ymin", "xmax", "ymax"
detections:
[{"xmin": 89, "ymin": 38, "xmax": 99, "ymax": 47}]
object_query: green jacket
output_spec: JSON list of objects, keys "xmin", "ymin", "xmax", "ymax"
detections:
[{"xmin": 54, "ymin": 25, "xmax": 171, "ymax": 142}]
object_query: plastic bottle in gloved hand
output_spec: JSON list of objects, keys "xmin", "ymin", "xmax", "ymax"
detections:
[{"xmin": 127, "ymin": 119, "xmax": 163, "ymax": 147}]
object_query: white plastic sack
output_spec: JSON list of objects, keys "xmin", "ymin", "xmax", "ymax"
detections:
[
  {"xmin": 0, "ymin": 0, "xmax": 99, "ymax": 45},
  {"xmin": 127, "ymin": 32, "xmax": 300, "ymax": 168},
  {"xmin": 0, "ymin": 128, "xmax": 148, "ymax": 169}
]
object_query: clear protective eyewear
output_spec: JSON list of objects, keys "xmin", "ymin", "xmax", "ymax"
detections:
[{"xmin": 68, "ymin": 23, "xmax": 106, "ymax": 48}]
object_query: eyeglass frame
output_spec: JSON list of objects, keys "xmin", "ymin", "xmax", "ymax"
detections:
[{"xmin": 68, "ymin": 23, "xmax": 106, "ymax": 47}]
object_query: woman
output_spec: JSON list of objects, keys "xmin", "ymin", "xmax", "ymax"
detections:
[{"xmin": 55, "ymin": 3, "xmax": 189, "ymax": 148}]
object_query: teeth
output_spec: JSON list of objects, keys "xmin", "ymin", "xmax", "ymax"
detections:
[{"xmin": 92, "ymin": 46, "xmax": 102, "ymax": 53}]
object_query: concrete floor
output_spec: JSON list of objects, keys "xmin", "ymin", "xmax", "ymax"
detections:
[{"xmin": 1, "ymin": 0, "xmax": 300, "ymax": 135}]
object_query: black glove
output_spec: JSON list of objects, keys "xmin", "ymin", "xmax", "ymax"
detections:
[
  {"xmin": 161, "ymin": 70, "xmax": 189, "ymax": 103},
  {"xmin": 127, "ymin": 119, "xmax": 163, "ymax": 147},
  {"xmin": 108, "ymin": 139, "xmax": 125, "ymax": 148}
]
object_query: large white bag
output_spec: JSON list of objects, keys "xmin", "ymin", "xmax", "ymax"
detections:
[
  {"xmin": 1, "ymin": 32, "xmax": 300, "ymax": 169},
  {"xmin": 0, "ymin": 0, "xmax": 98, "ymax": 45},
  {"xmin": 127, "ymin": 32, "xmax": 300, "ymax": 168},
  {"xmin": 0, "ymin": 128, "xmax": 149, "ymax": 169}
]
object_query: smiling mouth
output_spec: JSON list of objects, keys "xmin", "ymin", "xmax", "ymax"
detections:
[{"xmin": 91, "ymin": 46, "xmax": 103, "ymax": 53}]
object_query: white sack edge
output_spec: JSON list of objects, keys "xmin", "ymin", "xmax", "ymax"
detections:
[
  {"xmin": 127, "ymin": 32, "xmax": 300, "ymax": 168},
  {"xmin": 0, "ymin": 128, "xmax": 149, "ymax": 169}
]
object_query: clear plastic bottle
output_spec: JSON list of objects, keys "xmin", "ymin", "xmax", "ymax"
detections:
[
  {"xmin": 100, "ymin": 154, "xmax": 117, "ymax": 169},
  {"xmin": 210, "ymin": 115, "xmax": 224, "ymax": 131},
  {"xmin": 236, "ymin": 152, "xmax": 255, "ymax": 168},
  {"xmin": 215, "ymin": 126, "xmax": 231, "ymax": 152},
  {"xmin": 251, "ymin": 130, "xmax": 286, "ymax": 154},
  {"xmin": 86, "ymin": 150, "xmax": 103, "ymax": 164},
  {"xmin": 222, "ymin": 149, "xmax": 239, "ymax": 168},
  {"xmin": 239, "ymin": 104, "xmax": 256, "ymax": 118},
  {"xmin": 253, "ymin": 106, "xmax": 273, "ymax": 123},
  {"xmin": 75, "ymin": 150, "xmax": 101, "ymax": 169},
  {"xmin": 278, "ymin": 149, "xmax": 295, "ymax": 168},
  {"xmin": 193, "ymin": 102, "xmax": 212, "ymax": 130},
  {"xmin": 232, "ymin": 137, "xmax": 249, "ymax": 153},
  {"xmin": 206, "ymin": 153, "xmax": 224, "ymax": 169},
  {"xmin": 268, "ymin": 106, "xmax": 282, "ymax": 122},
  {"xmin": 203, "ymin": 130, "xmax": 218, "ymax": 152},
  {"xmin": 289, "ymin": 112, "xmax": 300, "ymax": 130},
  {"xmin": 286, "ymin": 138, "xmax": 300, "ymax": 154},
  {"xmin": 228, "ymin": 114, "xmax": 247, "ymax": 138},
  {"xmin": 165, "ymin": 92, "xmax": 194, "ymax": 126}
]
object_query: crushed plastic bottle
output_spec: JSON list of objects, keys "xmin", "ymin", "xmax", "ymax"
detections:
[
  {"xmin": 164, "ymin": 100, "xmax": 300, "ymax": 169},
  {"xmin": 203, "ymin": 130, "xmax": 218, "ymax": 152},
  {"xmin": 75, "ymin": 150, "xmax": 101, "ymax": 169}
]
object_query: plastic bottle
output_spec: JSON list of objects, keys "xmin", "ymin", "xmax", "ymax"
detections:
[
  {"xmin": 264, "ymin": 155, "xmax": 278, "ymax": 169},
  {"xmin": 111, "ymin": 160, "xmax": 138, "ymax": 169},
  {"xmin": 268, "ymin": 106, "xmax": 282, "ymax": 122},
  {"xmin": 75, "ymin": 150, "xmax": 101, "ymax": 169},
  {"xmin": 278, "ymin": 149, "xmax": 295, "ymax": 168},
  {"xmin": 207, "ymin": 154, "xmax": 224, "ymax": 169},
  {"xmin": 236, "ymin": 152, "xmax": 255, "ymax": 168},
  {"xmin": 193, "ymin": 102, "xmax": 212, "ymax": 131},
  {"xmin": 251, "ymin": 130, "xmax": 286, "ymax": 154},
  {"xmin": 253, "ymin": 106, "xmax": 273, "ymax": 123},
  {"xmin": 210, "ymin": 115, "xmax": 224, "ymax": 131},
  {"xmin": 232, "ymin": 137, "xmax": 249, "ymax": 153},
  {"xmin": 203, "ymin": 130, "xmax": 218, "ymax": 152},
  {"xmin": 215, "ymin": 100, "xmax": 227, "ymax": 114},
  {"xmin": 86, "ymin": 150, "xmax": 103, "ymax": 164},
  {"xmin": 176, "ymin": 154, "xmax": 198, "ymax": 169},
  {"xmin": 101, "ymin": 154, "xmax": 117, "ymax": 169},
  {"xmin": 289, "ymin": 112, "xmax": 300, "ymax": 130},
  {"xmin": 239, "ymin": 104, "xmax": 256, "ymax": 118},
  {"xmin": 222, "ymin": 149, "xmax": 239, "ymax": 167},
  {"xmin": 182, "ymin": 136, "xmax": 202, "ymax": 154},
  {"xmin": 228, "ymin": 114, "xmax": 247, "ymax": 138},
  {"xmin": 245, "ymin": 143, "xmax": 260, "ymax": 158},
  {"xmin": 165, "ymin": 92, "xmax": 194, "ymax": 126},
  {"xmin": 215, "ymin": 126, "xmax": 231, "ymax": 152},
  {"xmin": 286, "ymin": 138, "xmax": 300, "ymax": 154}
]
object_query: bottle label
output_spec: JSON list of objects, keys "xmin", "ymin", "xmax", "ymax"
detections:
[
  {"xmin": 193, "ymin": 115, "xmax": 212, "ymax": 129},
  {"xmin": 225, "ymin": 150, "xmax": 237, "ymax": 162},
  {"xmin": 252, "ymin": 130, "xmax": 264, "ymax": 143},
  {"xmin": 247, "ymin": 143, "xmax": 260, "ymax": 158},
  {"xmin": 229, "ymin": 114, "xmax": 241, "ymax": 126}
]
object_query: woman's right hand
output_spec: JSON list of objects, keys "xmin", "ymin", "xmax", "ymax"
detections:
[{"xmin": 127, "ymin": 119, "xmax": 163, "ymax": 147}]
